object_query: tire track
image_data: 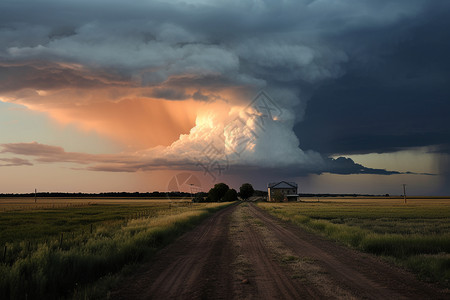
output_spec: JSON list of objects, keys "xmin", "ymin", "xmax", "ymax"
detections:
[
  {"xmin": 112, "ymin": 204, "xmax": 236, "ymax": 300},
  {"xmin": 230, "ymin": 203, "xmax": 323, "ymax": 299}
]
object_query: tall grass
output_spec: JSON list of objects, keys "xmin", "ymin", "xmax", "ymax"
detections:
[
  {"xmin": 258, "ymin": 200, "xmax": 450, "ymax": 286},
  {"xmin": 0, "ymin": 202, "xmax": 231, "ymax": 299}
]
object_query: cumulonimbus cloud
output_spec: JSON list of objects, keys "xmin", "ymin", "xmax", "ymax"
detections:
[{"xmin": 0, "ymin": 0, "xmax": 432, "ymax": 176}]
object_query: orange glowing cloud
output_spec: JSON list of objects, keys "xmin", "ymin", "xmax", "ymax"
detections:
[
  {"xmin": 2, "ymin": 73, "xmax": 256, "ymax": 150},
  {"xmin": 34, "ymin": 96, "xmax": 203, "ymax": 149},
  {"xmin": 0, "ymin": 59, "xmax": 262, "ymax": 151}
]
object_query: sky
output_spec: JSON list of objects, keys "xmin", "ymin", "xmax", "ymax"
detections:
[{"xmin": 1, "ymin": 0, "xmax": 450, "ymax": 195}]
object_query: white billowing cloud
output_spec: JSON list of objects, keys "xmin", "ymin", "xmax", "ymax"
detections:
[{"xmin": 154, "ymin": 100, "xmax": 326, "ymax": 172}]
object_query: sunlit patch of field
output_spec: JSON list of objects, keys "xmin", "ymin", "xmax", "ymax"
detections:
[
  {"xmin": 0, "ymin": 199, "xmax": 231, "ymax": 299},
  {"xmin": 258, "ymin": 198, "xmax": 450, "ymax": 287}
]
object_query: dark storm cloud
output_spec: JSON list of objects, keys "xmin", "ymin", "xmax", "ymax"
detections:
[
  {"xmin": 2, "ymin": 0, "xmax": 424, "ymax": 97},
  {"xmin": 325, "ymin": 157, "xmax": 400, "ymax": 176},
  {"xmin": 1, "ymin": 142, "xmax": 406, "ymax": 176},
  {"xmin": 2, "ymin": 0, "xmax": 444, "ymax": 117},
  {"xmin": 294, "ymin": 1, "xmax": 450, "ymax": 156},
  {"xmin": 223, "ymin": 156, "xmax": 420, "ymax": 179},
  {"xmin": 0, "ymin": 62, "xmax": 130, "ymax": 92},
  {"xmin": 1, "ymin": 0, "xmax": 448, "ymax": 175},
  {"xmin": 148, "ymin": 88, "xmax": 190, "ymax": 101}
]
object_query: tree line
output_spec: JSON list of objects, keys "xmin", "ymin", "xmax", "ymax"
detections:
[
  {"xmin": 192, "ymin": 183, "xmax": 255, "ymax": 202},
  {"xmin": 0, "ymin": 192, "xmax": 193, "ymax": 198}
]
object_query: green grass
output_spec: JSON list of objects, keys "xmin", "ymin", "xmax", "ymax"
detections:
[
  {"xmin": 0, "ymin": 203, "xmax": 173, "ymax": 245},
  {"xmin": 0, "ymin": 201, "xmax": 232, "ymax": 299},
  {"xmin": 257, "ymin": 199, "xmax": 450, "ymax": 287}
]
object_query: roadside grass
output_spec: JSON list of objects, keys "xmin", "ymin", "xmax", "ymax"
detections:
[
  {"xmin": 0, "ymin": 201, "xmax": 232, "ymax": 299},
  {"xmin": 257, "ymin": 199, "xmax": 450, "ymax": 287}
]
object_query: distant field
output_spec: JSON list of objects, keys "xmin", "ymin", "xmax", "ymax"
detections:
[
  {"xmin": 0, "ymin": 199, "xmax": 191, "ymax": 245},
  {"xmin": 0, "ymin": 197, "xmax": 192, "ymax": 211},
  {"xmin": 0, "ymin": 198, "xmax": 230, "ymax": 299},
  {"xmin": 258, "ymin": 198, "xmax": 450, "ymax": 287},
  {"xmin": 300, "ymin": 196, "xmax": 450, "ymax": 203}
]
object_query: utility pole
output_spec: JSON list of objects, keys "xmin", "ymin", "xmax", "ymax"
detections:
[
  {"xmin": 34, "ymin": 188, "xmax": 37, "ymax": 203},
  {"xmin": 402, "ymin": 184, "xmax": 407, "ymax": 204}
]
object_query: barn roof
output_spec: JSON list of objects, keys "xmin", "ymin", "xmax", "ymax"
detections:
[{"xmin": 267, "ymin": 181, "xmax": 298, "ymax": 189}]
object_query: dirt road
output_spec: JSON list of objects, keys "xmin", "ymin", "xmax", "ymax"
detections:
[{"xmin": 112, "ymin": 203, "xmax": 448, "ymax": 299}]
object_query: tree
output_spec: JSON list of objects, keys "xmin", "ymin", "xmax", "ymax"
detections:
[
  {"xmin": 272, "ymin": 190, "xmax": 285, "ymax": 202},
  {"xmin": 239, "ymin": 183, "xmax": 254, "ymax": 200},
  {"xmin": 208, "ymin": 183, "xmax": 229, "ymax": 202},
  {"xmin": 223, "ymin": 189, "xmax": 238, "ymax": 202}
]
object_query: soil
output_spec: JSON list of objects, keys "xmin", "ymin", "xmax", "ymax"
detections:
[{"xmin": 111, "ymin": 203, "xmax": 449, "ymax": 299}]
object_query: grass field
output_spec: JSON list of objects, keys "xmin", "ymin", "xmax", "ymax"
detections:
[
  {"xmin": 0, "ymin": 198, "xmax": 231, "ymax": 299},
  {"xmin": 258, "ymin": 198, "xmax": 450, "ymax": 287},
  {"xmin": 0, "ymin": 198, "xmax": 191, "ymax": 245}
]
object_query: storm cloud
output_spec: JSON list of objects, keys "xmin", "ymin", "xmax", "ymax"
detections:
[
  {"xmin": 294, "ymin": 1, "xmax": 450, "ymax": 156},
  {"xmin": 2, "ymin": 0, "xmax": 425, "ymax": 104},
  {"xmin": 1, "ymin": 141, "xmax": 410, "ymax": 176},
  {"xmin": 1, "ymin": 0, "xmax": 448, "ymax": 178}
]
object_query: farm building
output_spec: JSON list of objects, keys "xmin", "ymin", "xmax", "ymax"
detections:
[{"xmin": 267, "ymin": 181, "xmax": 299, "ymax": 202}]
